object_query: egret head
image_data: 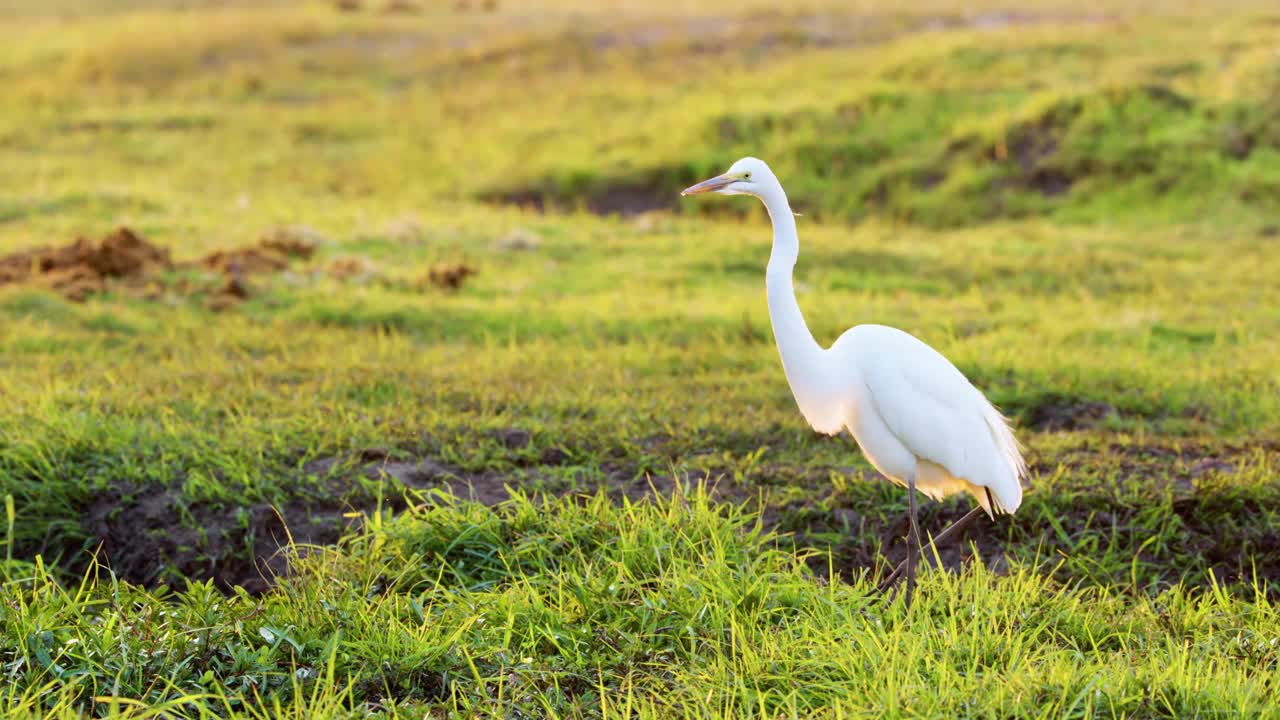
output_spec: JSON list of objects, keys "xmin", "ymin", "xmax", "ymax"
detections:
[{"xmin": 681, "ymin": 157, "xmax": 778, "ymax": 200}]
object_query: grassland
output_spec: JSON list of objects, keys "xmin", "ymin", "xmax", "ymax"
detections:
[{"xmin": 2, "ymin": 0, "xmax": 1280, "ymax": 716}]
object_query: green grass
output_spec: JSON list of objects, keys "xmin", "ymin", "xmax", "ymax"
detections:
[
  {"xmin": 5, "ymin": 490, "xmax": 1279, "ymax": 718},
  {"xmin": 2, "ymin": 0, "xmax": 1279, "ymax": 716}
]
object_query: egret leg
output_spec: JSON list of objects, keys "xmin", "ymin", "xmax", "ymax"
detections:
[
  {"xmin": 903, "ymin": 472, "xmax": 923, "ymax": 605},
  {"xmin": 873, "ymin": 504, "xmax": 988, "ymax": 594}
]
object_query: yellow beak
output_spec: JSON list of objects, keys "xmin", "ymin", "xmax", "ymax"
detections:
[{"xmin": 681, "ymin": 174, "xmax": 736, "ymax": 196}]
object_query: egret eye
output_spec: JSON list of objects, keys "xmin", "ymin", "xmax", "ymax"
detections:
[{"xmin": 744, "ymin": 172, "xmax": 752, "ymax": 179}]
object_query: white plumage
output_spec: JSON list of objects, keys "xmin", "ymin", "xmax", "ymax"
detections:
[
  {"xmin": 682, "ymin": 156, "xmax": 1028, "ymax": 598},
  {"xmin": 832, "ymin": 324, "xmax": 1024, "ymax": 517}
]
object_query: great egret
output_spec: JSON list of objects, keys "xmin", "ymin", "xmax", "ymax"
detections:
[{"xmin": 682, "ymin": 157, "xmax": 1027, "ymax": 603}]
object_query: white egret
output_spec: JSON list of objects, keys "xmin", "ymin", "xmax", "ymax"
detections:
[{"xmin": 682, "ymin": 157, "xmax": 1027, "ymax": 603}]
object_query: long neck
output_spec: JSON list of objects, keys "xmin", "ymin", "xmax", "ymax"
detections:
[{"xmin": 762, "ymin": 188, "xmax": 824, "ymax": 380}]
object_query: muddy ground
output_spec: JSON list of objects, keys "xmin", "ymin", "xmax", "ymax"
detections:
[{"xmin": 72, "ymin": 432, "xmax": 1279, "ymax": 596}]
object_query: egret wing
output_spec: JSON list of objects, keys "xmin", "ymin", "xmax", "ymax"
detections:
[{"xmin": 855, "ymin": 328, "xmax": 1024, "ymax": 512}]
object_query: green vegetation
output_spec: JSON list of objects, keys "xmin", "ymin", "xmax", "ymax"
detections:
[
  {"xmin": 1, "ymin": 0, "xmax": 1278, "ymax": 716},
  {"xmin": 5, "ymin": 492, "xmax": 1279, "ymax": 717}
]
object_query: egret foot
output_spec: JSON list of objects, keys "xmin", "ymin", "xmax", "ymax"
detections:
[{"xmin": 870, "ymin": 504, "xmax": 989, "ymax": 598}]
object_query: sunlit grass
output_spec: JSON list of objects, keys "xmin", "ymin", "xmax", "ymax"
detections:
[
  {"xmin": 1, "ymin": 0, "xmax": 1279, "ymax": 715},
  {"xmin": 3, "ymin": 489, "xmax": 1278, "ymax": 717}
]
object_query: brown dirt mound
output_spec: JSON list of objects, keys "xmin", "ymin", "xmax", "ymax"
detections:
[
  {"xmin": 191, "ymin": 229, "xmax": 318, "ymax": 310},
  {"xmin": 195, "ymin": 234, "xmax": 316, "ymax": 275},
  {"xmin": 0, "ymin": 227, "xmax": 172, "ymax": 302},
  {"xmin": 0, "ymin": 226, "xmax": 319, "ymax": 307},
  {"xmin": 422, "ymin": 262, "xmax": 477, "ymax": 290}
]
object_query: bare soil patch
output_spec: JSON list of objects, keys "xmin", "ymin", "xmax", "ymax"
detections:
[
  {"xmin": 1026, "ymin": 397, "xmax": 1116, "ymax": 431},
  {"xmin": 197, "ymin": 231, "xmax": 316, "ymax": 275},
  {"xmin": 76, "ymin": 462, "xmax": 961, "ymax": 592},
  {"xmin": 73, "ymin": 434, "xmax": 1280, "ymax": 595},
  {"xmin": 0, "ymin": 227, "xmax": 172, "ymax": 302},
  {"xmin": 0, "ymin": 226, "xmax": 317, "ymax": 309},
  {"xmin": 83, "ymin": 484, "xmax": 355, "ymax": 594},
  {"xmin": 421, "ymin": 262, "xmax": 478, "ymax": 291}
]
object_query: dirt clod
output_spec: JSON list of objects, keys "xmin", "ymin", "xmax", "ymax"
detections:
[
  {"xmin": 205, "ymin": 263, "xmax": 252, "ymax": 311},
  {"xmin": 190, "ymin": 234, "xmax": 317, "ymax": 310},
  {"xmin": 327, "ymin": 256, "xmax": 379, "ymax": 283},
  {"xmin": 86, "ymin": 227, "xmax": 172, "ymax": 277},
  {"xmin": 197, "ymin": 235, "xmax": 315, "ymax": 276},
  {"xmin": 257, "ymin": 228, "xmax": 321, "ymax": 260},
  {"xmin": 421, "ymin": 263, "xmax": 477, "ymax": 291},
  {"xmin": 0, "ymin": 226, "xmax": 326, "ymax": 308},
  {"xmin": 0, "ymin": 227, "xmax": 172, "ymax": 302}
]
